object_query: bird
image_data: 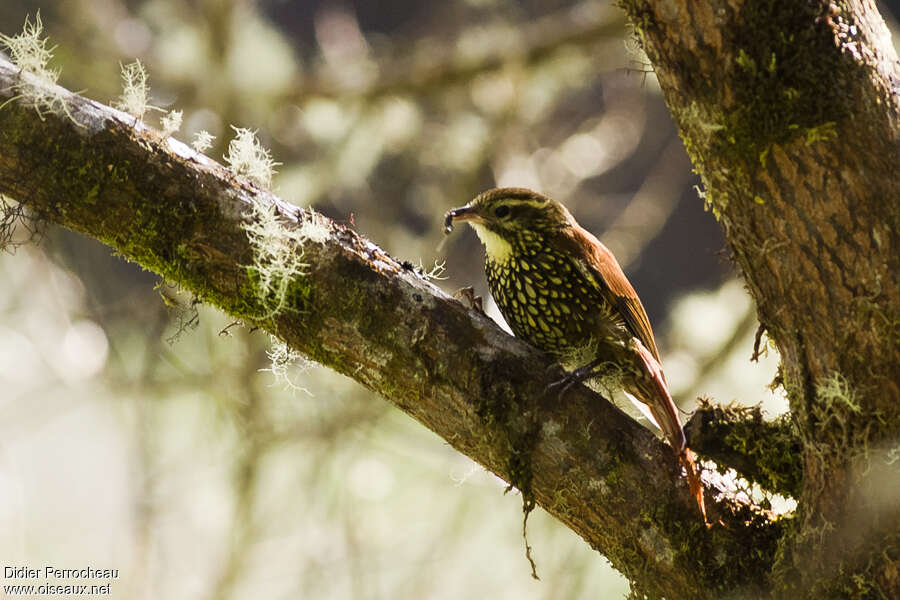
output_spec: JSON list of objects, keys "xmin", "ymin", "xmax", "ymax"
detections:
[{"xmin": 444, "ymin": 187, "xmax": 706, "ymax": 520}]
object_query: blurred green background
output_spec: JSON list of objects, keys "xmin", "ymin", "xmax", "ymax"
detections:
[{"xmin": 3, "ymin": 1, "xmax": 896, "ymax": 598}]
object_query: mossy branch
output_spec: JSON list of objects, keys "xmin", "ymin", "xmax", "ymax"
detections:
[
  {"xmin": 686, "ymin": 400, "xmax": 803, "ymax": 497},
  {"xmin": 0, "ymin": 56, "xmax": 780, "ymax": 599}
]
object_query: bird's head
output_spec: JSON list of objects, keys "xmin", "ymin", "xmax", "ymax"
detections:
[{"xmin": 444, "ymin": 188, "xmax": 573, "ymax": 261}]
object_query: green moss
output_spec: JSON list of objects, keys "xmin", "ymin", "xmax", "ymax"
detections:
[
  {"xmin": 735, "ymin": 48, "xmax": 757, "ymax": 73},
  {"xmin": 472, "ymin": 356, "xmax": 542, "ymax": 577},
  {"xmin": 0, "ymin": 89, "xmax": 320, "ymax": 332},
  {"xmin": 775, "ymin": 523, "xmax": 900, "ymax": 598},
  {"xmin": 805, "ymin": 371, "xmax": 888, "ymax": 467},
  {"xmin": 622, "ymin": 0, "xmax": 855, "ymax": 192},
  {"xmin": 624, "ymin": 488, "xmax": 784, "ymax": 598},
  {"xmin": 712, "ymin": 2, "xmax": 849, "ymax": 166},
  {"xmin": 725, "ymin": 413, "xmax": 803, "ymax": 497},
  {"xmin": 701, "ymin": 187, "xmax": 730, "ymax": 222},
  {"xmin": 804, "ymin": 121, "xmax": 837, "ymax": 146},
  {"xmin": 693, "ymin": 402, "xmax": 804, "ymax": 497}
]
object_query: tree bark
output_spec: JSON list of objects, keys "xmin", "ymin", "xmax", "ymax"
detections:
[{"xmin": 621, "ymin": 0, "xmax": 900, "ymax": 596}]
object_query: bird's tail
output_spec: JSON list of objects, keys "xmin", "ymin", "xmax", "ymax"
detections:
[
  {"xmin": 631, "ymin": 339, "xmax": 686, "ymax": 450},
  {"xmin": 679, "ymin": 447, "xmax": 708, "ymax": 524},
  {"xmin": 632, "ymin": 340, "xmax": 708, "ymax": 523}
]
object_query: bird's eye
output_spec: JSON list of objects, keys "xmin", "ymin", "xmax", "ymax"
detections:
[{"xmin": 494, "ymin": 205, "xmax": 510, "ymax": 219}]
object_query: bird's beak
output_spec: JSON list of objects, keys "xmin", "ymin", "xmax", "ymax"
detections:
[{"xmin": 444, "ymin": 205, "xmax": 483, "ymax": 234}]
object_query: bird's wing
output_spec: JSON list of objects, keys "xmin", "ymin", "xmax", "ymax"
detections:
[
  {"xmin": 553, "ymin": 224, "xmax": 661, "ymax": 362},
  {"xmin": 553, "ymin": 223, "xmax": 707, "ymax": 521}
]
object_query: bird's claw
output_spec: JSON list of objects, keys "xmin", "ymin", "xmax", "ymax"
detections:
[
  {"xmin": 545, "ymin": 369, "xmax": 584, "ymax": 397},
  {"xmin": 545, "ymin": 375, "xmax": 577, "ymax": 397},
  {"xmin": 544, "ymin": 358, "xmax": 605, "ymax": 397},
  {"xmin": 453, "ymin": 286, "xmax": 485, "ymax": 315}
]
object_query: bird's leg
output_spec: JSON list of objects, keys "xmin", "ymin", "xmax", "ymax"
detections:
[{"xmin": 545, "ymin": 357, "xmax": 607, "ymax": 396}]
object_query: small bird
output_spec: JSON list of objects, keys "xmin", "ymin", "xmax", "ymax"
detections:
[{"xmin": 445, "ymin": 187, "xmax": 706, "ymax": 520}]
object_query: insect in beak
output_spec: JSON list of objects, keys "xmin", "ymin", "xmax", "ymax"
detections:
[{"xmin": 443, "ymin": 206, "xmax": 480, "ymax": 234}]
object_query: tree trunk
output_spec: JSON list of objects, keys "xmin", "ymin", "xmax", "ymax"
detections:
[{"xmin": 621, "ymin": 0, "xmax": 900, "ymax": 596}]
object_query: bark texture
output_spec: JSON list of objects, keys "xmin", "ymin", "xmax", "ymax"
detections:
[
  {"xmin": 621, "ymin": 0, "xmax": 900, "ymax": 596},
  {"xmin": 0, "ymin": 57, "xmax": 779, "ymax": 599}
]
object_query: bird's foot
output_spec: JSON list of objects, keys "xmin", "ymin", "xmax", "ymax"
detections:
[
  {"xmin": 453, "ymin": 286, "xmax": 485, "ymax": 315},
  {"xmin": 545, "ymin": 357, "xmax": 605, "ymax": 396}
]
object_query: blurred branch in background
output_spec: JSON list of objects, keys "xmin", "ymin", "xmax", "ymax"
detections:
[{"xmin": 298, "ymin": 2, "xmax": 624, "ymax": 100}]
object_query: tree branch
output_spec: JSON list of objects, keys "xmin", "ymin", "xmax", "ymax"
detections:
[
  {"xmin": 686, "ymin": 400, "xmax": 803, "ymax": 498},
  {"xmin": 0, "ymin": 57, "xmax": 779, "ymax": 599}
]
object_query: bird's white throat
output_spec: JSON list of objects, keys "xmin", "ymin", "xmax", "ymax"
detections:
[{"xmin": 469, "ymin": 223, "xmax": 513, "ymax": 263}]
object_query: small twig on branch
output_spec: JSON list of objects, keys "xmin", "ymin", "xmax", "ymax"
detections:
[{"xmin": 751, "ymin": 322, "xmax": 767, "ymax": 362}]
